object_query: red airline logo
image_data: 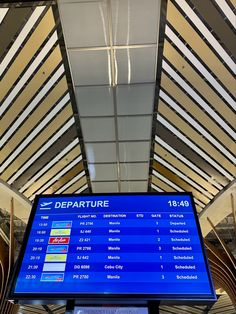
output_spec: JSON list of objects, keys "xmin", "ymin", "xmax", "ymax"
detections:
[{"xmin": 48, "ymin": 237, "xmax": 70, "ymax": 244}]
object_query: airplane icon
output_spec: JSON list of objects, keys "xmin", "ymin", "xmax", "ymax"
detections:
[
  {"xmin": 41, "ymin": 202, "xmax": 53, "ymax": 207},
  {"xmin": 40, "ymin": 202, "xmax": 53, "ymax": 209}
]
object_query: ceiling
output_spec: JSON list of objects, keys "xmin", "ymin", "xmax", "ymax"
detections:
[
  {"xmin": 0, "ymin": 0, "xmax": 235, "ymax": 222},
  {"xmin": 0, "ymin": 0, "xmax": 235, "ymax": 312}
]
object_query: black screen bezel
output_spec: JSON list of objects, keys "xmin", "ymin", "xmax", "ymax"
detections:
[{"xmin": 7, "ymin": 192, "xmax": 216, "ymax": 303}]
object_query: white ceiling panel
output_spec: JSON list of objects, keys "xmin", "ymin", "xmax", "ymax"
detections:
[
  {"xmin": 58, "ymin": 1, "xmax": 108, "ymax": 48},
  {"xmin": 120, "ymin": 162, "xmax": 149, "ymax": 180},
  {"xmin": 68, "ymin": 50, "xmax": 111, "ymax": 85},
  {"xmin": 85, "ymin": 142, "xmax": 117, "ymax": 163},
  {"xmin": 75, "ymin": 86, "xmax": 114, "ymax": 116},
  {"xmin": 118, "ymin": 115, "xmax": 152, "ymax": 140},
  {"xmin": 111, "ymin": 0, "xmax": 160, "ymax": 45},
  {"xmin": 119, "ymin": 141, "xmax": 151, "ymax": 162},
  {"xmin": 89, "ymin": 163, "xmax": 118, "ymax": 181},
  {"xmin": 121, "ymin": 180, "xmax": 148, "ymax": 192},
  {"xmin": 80, "ymin": 117, "xmax": 116, "ymax": 142},
  {"xmin": 116, "ymin": 84, "xmax": 155, "ymax": 115},
  {"xmin": 91, "ymin": 181, "xmax": 119, "ymax": 193},
  {"xmin": 115, "ymin": 47, "xmax": 157, "ymax": 84}
]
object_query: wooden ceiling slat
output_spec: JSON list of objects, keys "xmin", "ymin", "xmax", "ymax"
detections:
[
  {"xmin": 161, "ymin": 73, "xmax": 236, "ymax": 148},
  {"xmin": 1, "ymin": 105, "xmax": 73, "ymax": 181},
  {"xmin": 151, "ymin": 174, "xmax": 176, "ymax": 192},
  {"xmin": 167, "ymin": 1, "xmax": 236, "ymax": 97},
  {"xmin": 153, "ymin": 160, "xmax": 210, "ymax": 204},
  {"xmin": 155, "ymin": 125, "xmax": 228, "ymax": 186},
  {"xmin": 0, "ymin": 45, "xmax": 62, "ymax": 135},
  {"xmin": 163, "ymin": 40, "xmax": 236, "ymax": 129},
  {"xmin": 23, "ymin": 145, "xmax": 81, "ymax": 197},
  {"xmin": 62, "ymin": 175, "xmax": 87, "ymax": 194},
  {"xmin": 229, "ymin": 0, "xmax": 236, "ymax": 8},
  {"xmin": 154, "ymin": 144, "xmax": 219, "ymax": 195},
  {"xmin": 12, "ymin": 127, "xmax": 78, "ymax": 190},
  {"xmin": 190, "ymin": 0, "xmax": 236, "ymax": 57},
  {"xmin": 0, "ymin": 7, "xmax": 33, "ymax": 61},
  {"xmin": 0, "ymin": 76, "xmax": 68, "ymax": 165},
  {"xmin": 43, "ymin": 161, "xmax": 84, "ymax": 194},
  {"xmin": 158, "ymin": 101, "xmax": 236, "ymax": 177},
  {"xmin": 0, "ymin": 8, "xmax": 55, "ymax": 101}
]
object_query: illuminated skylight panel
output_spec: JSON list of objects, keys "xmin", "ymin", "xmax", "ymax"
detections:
[
  {"xmin": 160, "ymin": 90, "xmax": 236, "ymax": 164},
  {"xmin": 29, "ymin": 155, "xmax": 83, "ymax": 201},
  {"xmin": 162, "ymin": 60, "xmax": 236, "ymax": 139},
  {"xmin": 0, "ymin": 93, "xmax": 70, "ymax": 174},
  {"xmin": 0, "ymin": 31, "xmax": 58, "ymax": 117},
  {"xmin": 0, "ymin": 65, "xmax": 65, "ymax": 148},
  {"xmin": 165, "ymin": 25, "xmax": 236, "ymax": 111},
  {"xmin": 0, "ymin": 6, "xmax": 45, "ymax": 76},
  {"xmin": 155, "ymin": 136, "xmax": 223, "ymax": 190},
  {"xmin": 157, "ymin": 115, "xmax": 234, "ymax": 181},
  {"xmin": 175, "ymin": 0, "xmax": 235, "ymax": 74},
  {"xmin": 154, "ymin": 155, "xmax": 213, "ymax": 199},
  {"xmin": 55, "ymin": 171, "xmax": 86, "ymax": 194},
  {"xmin": 0, "ymin": 8, "xmax": 9, "ymax": 25},
  {"xmin": 10, "ymin": 126, "xmax": 78, "ymax": 187},
  {"xmin": 214, "ymin": 0, "xmax": 236, "ymax": 29}
]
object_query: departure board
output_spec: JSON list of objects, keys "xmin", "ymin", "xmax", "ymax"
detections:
[{"xmin": 9, "ymin": 193, "xmax": 216, "ymax": 302}]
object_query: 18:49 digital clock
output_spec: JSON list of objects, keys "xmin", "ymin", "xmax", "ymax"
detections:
[{"xmin": 168, "ymin": 200, "xmax": 190, "ymax": 207}]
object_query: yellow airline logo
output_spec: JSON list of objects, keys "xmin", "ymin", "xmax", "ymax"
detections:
[
  {"xmin": 50, "ymin": 229, "xmax": 71, "ymax": 236},
  {"xmin": 45, "ymin": 254, "xmax": 67, "ymax": 262}
]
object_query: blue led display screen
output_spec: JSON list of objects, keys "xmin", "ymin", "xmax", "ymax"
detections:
[{"xmin": 9, "ymin": 193, "xmax": 216, "ymax": 301}]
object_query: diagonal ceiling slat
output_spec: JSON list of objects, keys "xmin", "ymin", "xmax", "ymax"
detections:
[
  {"xmin": 0, "ymin": 7, "xmax": 32, "ymax": 62},
  {"xmin": 0, "ymin": 1, "xmax": 235, "ymax": 312},
  {"xmin": 22, "ymin": 144, "xmax": 81, "ymax": 197},
  {"xmin": 151, "ymin": 0, "xmax": 235, "ymax": 220},
  {"xmin": 160, "ymin": 73, "xmax": 235, "ymax": 147},
  {"xmin": 0, "ymin": 7, "xmax": 54, "ymax": 104},
  {"xmin": 0, "ymin": 45, "xmax": 63, "ymax": 136},
  {"xmin": 167, "ymin": 1, "xmax": 236, "ymax": 97},
  {"xmin": 162, "ymin": 43, "xmax": 236, "ymax": 131},
  {"xmin": 158, "ymin": 101, "xmax": 235, "ymax": 177},
  {"xmin": 154, "ymin": 144, "xmax": 219, "ymax": 195},
  {"xmin": 0, "ymin": 2, "xmax": 89, "ymax": 211}
]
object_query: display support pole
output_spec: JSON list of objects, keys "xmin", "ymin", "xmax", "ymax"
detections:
[
  {"xmin": 148, "ymin": 301, "xmax": 160, "ymax": 314},
  {"xmin": 65, "ymin": 301, "xmax": 160, "ymax": 314},
  {"xmin": 65, "ymin": 300, "xmax": 75, "ymax": 314}
]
